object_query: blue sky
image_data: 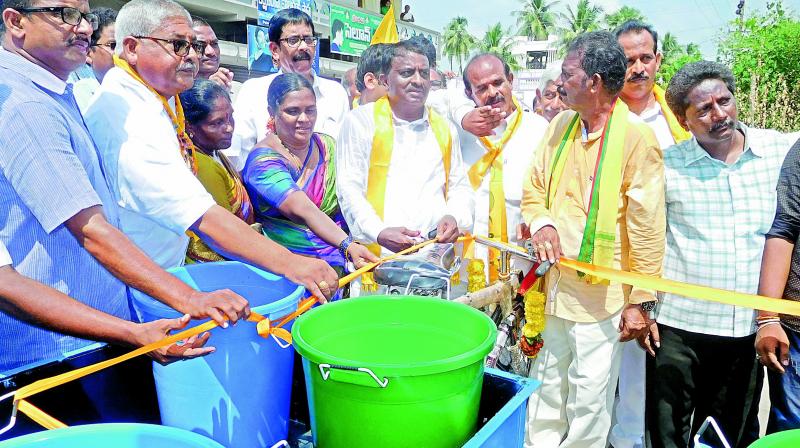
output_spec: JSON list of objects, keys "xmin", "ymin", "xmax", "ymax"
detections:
[{"xmin": 406, "ymin": 0, "xmax": 800, "ymax": 68}]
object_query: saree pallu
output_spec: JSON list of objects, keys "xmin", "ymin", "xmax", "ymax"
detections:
[{"xmin": 242, "ymin": 133, "xmax": 347, "ymax": 269}]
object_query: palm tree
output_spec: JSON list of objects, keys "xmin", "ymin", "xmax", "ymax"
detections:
[
  {"xmin": 557, "ymin": 0, "xmax": 604, "ymax": 54},
  {"xmin": 603, "ymin": 6, "xmax": 645, "ymax": 30},
  {"xmin": 442, "ymin": 17, "xmax": 477, "ymax": 73},
  {"xmin": 514, "ymin": 0, "xmax": 560, "ymax": 41},
  {"xmin": 661, "ymin": 32, "xmax": 681, "ymax": 61},
  {"xmin": 479, "ymin": 23, "xmax": 522, "ymax": 71},
  {"xmin": 685, "ymin": 42, "xmax": 701, "ymax": 58}
]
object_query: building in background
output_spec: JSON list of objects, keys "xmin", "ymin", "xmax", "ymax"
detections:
[
  {"xmin": 509, "ymin": 35, "xmax": 559, "ymax": 107},
  {"xmin": 88, "ymin": 0, "xmax": 440, "ymax": 84}
]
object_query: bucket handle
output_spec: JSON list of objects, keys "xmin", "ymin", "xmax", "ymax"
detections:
[
  {"xmin": 0, "ymin": 390, "xmax": 19, "ymax": 436},
  {"xmin": 269, "ymin": 441, "xmax": 289, "ymax": 448},
  {"xmin": 318, "ymin": 363, "xmax": 389, "ymax": 388}
]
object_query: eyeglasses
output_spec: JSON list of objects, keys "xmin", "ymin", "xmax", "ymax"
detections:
[
  {"xmin": 91, "ymin": 41, "xmax": 116, "ymax": 51},
  {"xmin": 430, "ymin": 80, "xmax": 444, "ymax": 89},
  {"xmin": 133, "ymin": 36, "xmax": 205, "ymax": 57},
  {"xmin": 279, "ymin": 36, "xmax": 318, "ymax": 47},
  {"xmin": 15, "ymin": 6, "xmax": 99, "ymax": 31}
]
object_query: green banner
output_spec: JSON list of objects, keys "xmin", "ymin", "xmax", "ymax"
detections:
[{"xmin": 329, "ymin": 4, "xmax": 383, "ymax": 57}]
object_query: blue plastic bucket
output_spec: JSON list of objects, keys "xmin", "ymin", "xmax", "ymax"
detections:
[
  {"xmin": 0, "ymin": 423, "xmax": 223, "ymax": 447},
  {"xmin": 133, "ymin": 261, "xmax": 303, "ymax": 448}
]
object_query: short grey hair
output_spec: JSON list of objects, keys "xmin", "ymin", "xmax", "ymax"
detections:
[
  {"xmin": 537, "ymin": 60, "xmax": 562, "ymax": 93},
  {"xmin": 115, "ymin": 0, "xmax": 192, "ymax": 55},
  {"xmin": 665, "ymin": 60, "xmax": 736, "ymax": 120}
]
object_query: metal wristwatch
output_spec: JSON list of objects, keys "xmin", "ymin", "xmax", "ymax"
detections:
[{"xmin": 640, "ymin": 300, "xmax": 657, "ymax": 313}]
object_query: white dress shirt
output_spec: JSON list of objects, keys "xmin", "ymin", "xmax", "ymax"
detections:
[
  {"xmin": 84, "ymin": 67, "xmax": 216, "ymax": 270},
  {"xmin": 636, "ymin": 102, "xmax": 676, "ymax": 149},
  {"xmin": 336, "ymin": 102, "xmax": 474, "ymax": 255},
  {"xmin": 460, "ymin": 108, "xmax": 549, "ymax": 272},
  {"xmin": 229, "ymin": 70, "xmax": 350, "ymax": 170},
  {"xmin": 0, "ymin": 241, "xmax": 10, "ymax": 267}
]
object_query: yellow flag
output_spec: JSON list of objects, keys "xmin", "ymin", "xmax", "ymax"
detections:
[{"xmin": 371, "ymin": 3, "xmax": 399, "ymax": 44}]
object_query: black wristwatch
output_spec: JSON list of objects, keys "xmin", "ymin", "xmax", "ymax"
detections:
[{"xmin": 640, "ymin": 300, "xmax": 657, "ymax": 313}]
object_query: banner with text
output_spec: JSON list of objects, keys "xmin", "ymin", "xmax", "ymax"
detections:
[
  {"xmin": 256, "ymin": 0, "xmax": 312, "ymax": 26},
  {"xmin": 329, "ymin": 4, "xmax": 383, "ymax": 57}
]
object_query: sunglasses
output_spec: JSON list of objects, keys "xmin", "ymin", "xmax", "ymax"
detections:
[
  {"xmin": 15, "ymin": 6, "xmax": 98, "ymax": 31},
  {"xmin": 133, "ymin": 36, "xmax": 206, "ymax": 57}
]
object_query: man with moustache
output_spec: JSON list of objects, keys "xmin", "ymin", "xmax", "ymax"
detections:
[
  {"xmin": 646, "ymin": 61, "xmax": 794, "ymax": 448},
  {"xmin": 521, "ymin": 31, "xmax": 665, "ymax": 448},
  {"xmin": 232, "ymin": 8, "xmax": 349, "ymax": 169},
  {"xmin": 336, "ymin": 39, "xmax": 473, "ymax": 261},
  {"xmin": 0, "ymin": 0, "xmax": 245, "ymax": 434},
  {"xmin": 85, "ymin": 0, "xmax": 339, "ymax": 307},
  {"xmin": 609, "ymin": 20, "xmax": 692, "ymax": 448},
  {"xmin": 73, "ymin": 6, "xmax": 114, "ymax": 112},
  {"xmin": 193, "ymin": 16, "xmax": 233, "ymax": 90},
  {"xmin": 460, "ymin": 53, "xmax": 549, "ymax": 281},
  {"xmin": 534, "ymin": 61, "xmax": 566, "ymax": 122}
]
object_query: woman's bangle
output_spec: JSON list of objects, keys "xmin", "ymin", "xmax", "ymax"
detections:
[{"xmin": 338, "ymin": 235, "xmax": 354, "ymax": 259}]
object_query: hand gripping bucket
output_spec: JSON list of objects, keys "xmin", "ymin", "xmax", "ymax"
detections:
[
  {"xmin": 292, "ymin": 295, "xmax": 497, "ymax": 448},
  {"xmin": 133, "ymin": 261, "xmax": 303, "ymax": 448}
]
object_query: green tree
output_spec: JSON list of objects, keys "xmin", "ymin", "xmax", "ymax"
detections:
[
  {"xmin": 442, "ymin": 17, "xmax": 477, "ymax": 74},
  {"xmin": 603, "ymin": 6, "xmax": 645, "ymax": 30},
  {"xmin": 479, "ymin": 23, "xmax": 522, "ymax": 71},
  {"xmin": 718, "ymin": 1, "xmax": 800, "ymax": 131},
  {"xmin": 656, "ymin": 33, "xmax": 702, "ymax": 86},
  {"xmin": 660, "ymin": 32, "xmax": 681, "ymax": 61},
  {"xmin": 556, "ymin": 0, "xmax": 604, "ymax": 54},
  {"xmin": 514, "ymin": 0, "xmax": 560, "ymax": 41}
]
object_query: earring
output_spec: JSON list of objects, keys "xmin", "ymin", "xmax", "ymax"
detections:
[{"xmin": 267, "ymin": 116, "xmax": 276, "ymax": 134}]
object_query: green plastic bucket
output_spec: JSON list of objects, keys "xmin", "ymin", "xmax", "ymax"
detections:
[
  {"xmin": 749, "ymin": 430, "xmax": 800, "ymax": 447},
  {"xmin": 292, "ymin": 295, "xmax": 497, "ymax": 448}
]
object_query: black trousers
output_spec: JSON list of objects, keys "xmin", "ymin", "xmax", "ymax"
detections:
[
  {"xmin": 646, "ymin": 324, "xmax": 762, "ymax": 448},
  {"xmin": 0, "ymin": 345, "xmax": 160, "ymax": 441}
]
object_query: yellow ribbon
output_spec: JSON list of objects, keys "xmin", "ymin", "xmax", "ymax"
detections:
[
  {"xmin": 8, "ymin": 239, "xmax": 439, "ymax": 431},
  {"xmin": 112, "ymin": 55, "xmax": 198, "ymax": 174},
  {"xmin": 466, "ymin": 98, "xmax": 524, "ymax": 282},
  {"xmin": 652, "ymin": 85, "xmax": 692, "ymax": 144},
  {"xmin": 364, "ymin": 95, "xmax": 452, "ymax": 269}
]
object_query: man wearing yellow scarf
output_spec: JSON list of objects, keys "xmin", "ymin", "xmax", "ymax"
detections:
[
  {"xmin": 336, "ymin": 39, "xmax": 473, "ymax": 289},
  {"xmin": 84, "ymin": 0, "xmax": 338, "ymax": 305},
  {"xmin": 520, "ymin": 31, "xmax": 665, "ymax": 448},
  {"xmin": 610, "ymin": 21, "xmax": 691, "ymax": 448},
  {"xmin": 460, "ymin": 53, "xmax": 549, "ymax": 283}
]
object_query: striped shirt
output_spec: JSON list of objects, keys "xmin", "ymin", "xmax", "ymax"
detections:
[
  {"xmin": 655, "ymin": 124, "xmax": 793, "ymax": 337},
  {"xmin": 0, "ymin": 48, "xmax": 129, "ymax": 374}
]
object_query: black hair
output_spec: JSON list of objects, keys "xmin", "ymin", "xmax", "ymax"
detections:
[
  {"xmin": 567, "ymin": 31, "xmax": 627, "ymax": 95},
  {"xmin": 613, "ymin": 20, "xmax": 658, "ymax": 54},
  {"xmin": 179, "ymin": 79, "xmax": 231, "ymax": 125},
  {"xmin": 268, "ymin": 8, "xmax": 314, "ymax": 44},
  {"xmin": 390, "ymin": 39, "xmax": 429, "ymax": 65},
  {"xmin": 406, "ymin": 34, "xmax": 436, "ymax": 68},
  {"xmin": 267, "ymin": 73, "xmax": 315, "ymax": 113},
  {"xmin": 331, "ymin": 18, "xmax": 344, "ymax": 37},
  {"xmin": 665, "ymin": 60, "xmax": 736, "ymax": 119},
  {"xmin": 462, "ymin": 53, "xmax": 512, "ymax": 92},
  {"xmin": 192, "ymin": 16, "xmax": 210, "ymax": 28},
  {"xmin": 90, "ymin": 7, "xmax": 117, "ymax": 46},
  {"xmin": 355, "ymin": 43, "xmax": 394, "ymax": 92},
  {"xmin": 1, "ymin": 0, "xmax": 33, "ymax": 33}
]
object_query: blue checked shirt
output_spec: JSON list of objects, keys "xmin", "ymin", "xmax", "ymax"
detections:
[
  {"xmin": 654, "ymin": 124, "xmax": 795, "ymax": 337},
  {"xmin": 0, "ymin": 48, "xmax": 129, "ymax": 374}
]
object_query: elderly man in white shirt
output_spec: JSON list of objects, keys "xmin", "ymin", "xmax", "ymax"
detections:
[
  {"xmin": 230, "ymin": 8, "xmax": 349, "ymax": 170},
  {"xmin": 459, "ymin": 53, "xmax": 549, "ymax": 281},
  {"xmin": 85, "ymin": 0, "xmax": 338, "ymax": 307},
  {"xmin": 337, "ymin": 39, "xmax": 473, "ymax": 262}
]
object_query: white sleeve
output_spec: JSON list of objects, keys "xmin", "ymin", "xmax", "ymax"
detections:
[
  {"xmin": 445, "ymin": 123, "xmax": 475, "ymax": 231},
  {"xmin": 335, "ymin": 111, "xmax": 386, "ymax": 243},
  {"xmin": 0, "ymin": 241, "xmax": 11, "ymax": 267},
  {"xmin": 230, "ymin": 80, "xmax": 260, "ymax": 170},
  {"xmin": 117, "ymin": 135, "xmax": 215, "ymax": 234},
  {"xmin": 449, "ymin": 89, "xmax": 476, "ymax": 129}
]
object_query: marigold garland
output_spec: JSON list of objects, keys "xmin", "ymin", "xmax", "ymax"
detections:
[{"xmin": 521, "ymin": 286, "xmax": 546, "ymax": 357}]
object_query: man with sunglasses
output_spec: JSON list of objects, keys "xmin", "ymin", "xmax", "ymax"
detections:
[
  {"xmin": 0, "ymin": 0, "xmax": 246, "ymax": 434},
  {"xmin": 84, "ymin": 0, "xmax": 338, "ymax": 309},
  {"xmin": 230, "ymin": 7, "xmax": 349, "ymax": 170},
  {"xmin": 73, "ymin": 6, "xmax": 114, "ymax": 112}
]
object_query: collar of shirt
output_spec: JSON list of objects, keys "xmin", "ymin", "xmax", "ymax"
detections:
[
  {"xmin": 391, "ymin": 106, "xmax": 430, "ymax": 131},
  {"xmin": 683, "ymin": 122, "xmax": 762, "ymax": 167},
  {"xmin": 0, "ymin": 47, "xmax": 67, "ymax": 95},
  {"xmin": 639, "ymin": 101, "xmax": 663, "ymax": 122},
  {"xmin": 277, "ymin": 68, "xmax": 320, "ymax": 93}
]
